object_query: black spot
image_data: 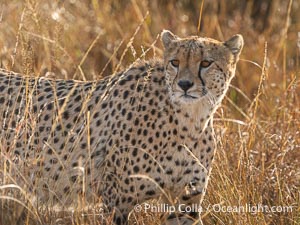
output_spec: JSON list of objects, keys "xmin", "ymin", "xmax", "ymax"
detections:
[
  {"xmin": 53, "ymin": 174, "xmax": 59, "ymax": 181},
  {"xmin": 148, "ymin": 137, "xmax": 153, "ymax": 143},
  {"xmin": 184, "ymin": 169, "xmax": 191, "ymax": 174},
  {"xmin": 134, "ymin": 118, "xmax": 139, "ymax": 126},
  {"xmin": 145, "ymin": 190, "xmax": 155, "ymax": 196},
  {"xmin": 136, "ymin": 84, "xmax": 143, "ymax": 92},
  {"xmin": 166, "ymin": 169, "xmax": 173, "ymax": 175},
  {"xmin": 74, "ymin": 95, "xmax": 81, "ymax": 102},
  {"xmin": 116, "ymin": 159, "xmax": 120, "ymax": 167},
  {"xmin": 50, "ymin": 158, "xmax": 58, "ymax": 164},
  {"xmin": 119, "ymin": 79, "xmax": 126, "ymax": 85},
  {"xmin": 96, "ymin": 120, "xmax": 101, "ymax": 126},
  {"xmin": 44, "ymin": 87, "xmax": 52, "ymax": 92},
  {"xmin": 163, "ymin": 131, "xmax": 167, "ymax": 138},
  {"xmin": 127, "ymin": 112, "xmax": 132, "ymax": 120},
  {"xmin": 117, "ymin": 103, "xmax": 122, "ymax": 111},
  {"xmin": 58, "ymin": 98, "xmax": 66, "ymax": 106},
  {"xmin": 149, "ymin": 109, "xmax": 155, "ymax": 116},
  {"xmin": 133, "ymin": 166, "xmax": 139, "ymax": 173},
  {"xmin": 166, "ymin": 155, "xmax": 172, "ymax": 161},
  {"xmin": 47, "ymin": 148, "xmax": 52, "ymax": 155},
  {"xmin": 132, "ymin": 148, "xmax": 138, "ymax": 157},
  {"xmin": 131, "ymin": 139, "xmax": 136, "ymax": 145},
  {"xmin": 113, "ymin": 89, "xmax": 119, "ymax": 97},
  {"xmin": 38, "ymin": 96, "xmax": 44, "ymax": 102},
  {"xmin": 140, "ymin": 184, "xmax": 145, "ymax": 190},
  {"xmin": 33, "ymin": 105, "xmax": 38, "ymax": 113},
  {"xmin": 74, "ymin": 103, "xmax": 84, "ymax": 111},
  {"xmin": 121, "ymin": 108, "xmax": 126, "ymax": 116},
  {"xmin": 64, "ymin": 186, "xmax": 70, "ymax": 193},
  {"xmin": 206, "ymin": 147, "xmax": 211, "ymax": 153},
  {"xmin": 44, "ymin": 114, "xmax": 50, "ymax": 121},
  {"xmin": 47, "ymin": 103, "xmax": 53, "ymax": 110},
  {"xmin": 125, "ymin": 134, "xmax": 130, "ymax": 141},
  {"xmin": 143, "ymin": 153, "xmax": 149, "ymax": 160},
  {"xmin": 130, "ymin": 83, "xmax": 135, "ymax": 90},
  {"xmin": 102, "ymin": 102, "xmax": 107, "ymax": 109},
  {"xmin": 123, "ymin": 90, "xmax": 129, "ymax": 99},
  {"xmin": 14, "ymin": 108, "xmax": 19, "ymax": 115},
  {"xmin": 182, "ymin": 195, "xmax": 191, "ymax": 201},
  {"xmin": 177, "ymin": 146, "xmax": 182, "ymax": 152},
  {"xmin": 143, "ymin": 129, "xmax": 148, "ymax": 136},
  {"xmin": 60, "ymin": 143, "xmax": 66, "ymax": 149},
  {"xmin": 127, "ymin": 196, "xmax": 133, "ymax": 203},
  {"xmin": 57, "ymin": 91, "xmax": 64, "ymax": 97},
  {"xmin": 56, "ymin": 124, "xmax": 62, "ymax": 131},
  {"xmin": 130, "ymin": 97, "xmax": 136, "ymax": 105},
  {"xmin": 16, "ymin": 95, "xmax": 22, "ymax": 103},
  {"xmin": 70, "ymin": 175, "xmax": 78, "ymax": 183},
  {"xmin": 63, "ymin": 111, "xmax": 69, "ymax": 120}
]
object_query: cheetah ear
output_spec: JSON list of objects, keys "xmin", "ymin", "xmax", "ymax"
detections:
[
  {"xmin": 161, "ymin": 30, "xmax": 177, "ymax": 49},
  {"xmin": 224, "ymin": 34, "xmax": 244, "ymax": 57}
]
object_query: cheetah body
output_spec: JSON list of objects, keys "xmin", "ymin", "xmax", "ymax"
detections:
[{"xmin": 0, "ymin": 30, "xmax": 243, "ymax": 224}]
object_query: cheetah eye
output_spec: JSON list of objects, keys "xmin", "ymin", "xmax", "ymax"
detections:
[
  {"xmin": 200, "ymin": 60, "xmax": 212, "ymax": 68},
  {"xmin": 170, "ymin": 60, "xmax": 180, "ymax": 68}
]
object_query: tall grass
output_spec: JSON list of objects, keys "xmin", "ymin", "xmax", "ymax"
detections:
[{"xmin": 0, "ymin": 0, "xmax": 299, "ymax": 224}]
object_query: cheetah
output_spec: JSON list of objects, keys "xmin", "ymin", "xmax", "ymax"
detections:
[{"xmin": 0, "ymin": 30, "xmax": 243, "ymax": 224}]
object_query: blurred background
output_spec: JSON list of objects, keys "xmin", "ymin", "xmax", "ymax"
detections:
[{"xmin": 0, "ymin": 0, "xmax": 299, "ymax": 224}]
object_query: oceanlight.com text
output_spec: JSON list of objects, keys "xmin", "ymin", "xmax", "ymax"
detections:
[{"xmin": 133, "ymin": 203, "xmax": 295, "ymax": 214}]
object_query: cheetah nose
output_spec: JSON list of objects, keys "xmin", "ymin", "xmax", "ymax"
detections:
[{"xmin": 178, "ymin": 80, "xmax": 194, "ymax": 92}]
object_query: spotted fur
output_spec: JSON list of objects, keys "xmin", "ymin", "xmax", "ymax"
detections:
[{"xmin": 0, "ymin": 30, "xmax": 243, "ymax": 224}]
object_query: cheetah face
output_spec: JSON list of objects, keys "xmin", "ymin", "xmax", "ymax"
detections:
[{"xmin": 161, "ymin": 30, "xmax": 243, "ymax": 107}]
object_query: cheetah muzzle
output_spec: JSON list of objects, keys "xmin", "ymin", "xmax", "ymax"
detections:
[{"xmin": 0, "ymin": 30, "xmax": 243, "ymax": 224}]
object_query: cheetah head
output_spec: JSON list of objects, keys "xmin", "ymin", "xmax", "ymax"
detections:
[{"xmin": 161, "ymin": 30, "xmax": 243, "ymax": 109}]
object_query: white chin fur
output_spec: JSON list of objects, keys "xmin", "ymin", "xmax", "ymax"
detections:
[{"xmin": 172, "ymin": 92, "xmax": 205, "ymax": 104}]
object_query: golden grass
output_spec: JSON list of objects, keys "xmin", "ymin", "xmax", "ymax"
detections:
[{"xmin": 0, "ymin": 0, "xmax": 299, "ymax": 224}]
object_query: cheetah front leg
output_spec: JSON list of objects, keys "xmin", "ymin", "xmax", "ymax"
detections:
[
  {"xmin": 161, "ymin": 184, "xmax": 206, "ymax": 225},
  {"xmin": 163, "ymin": 142, "xmax": 216, "ymax": 224}
]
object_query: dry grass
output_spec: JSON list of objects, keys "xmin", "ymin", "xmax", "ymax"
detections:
[{"xmin": 0, "ymin": 0, "xmax": 299, "ymax": 224}]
